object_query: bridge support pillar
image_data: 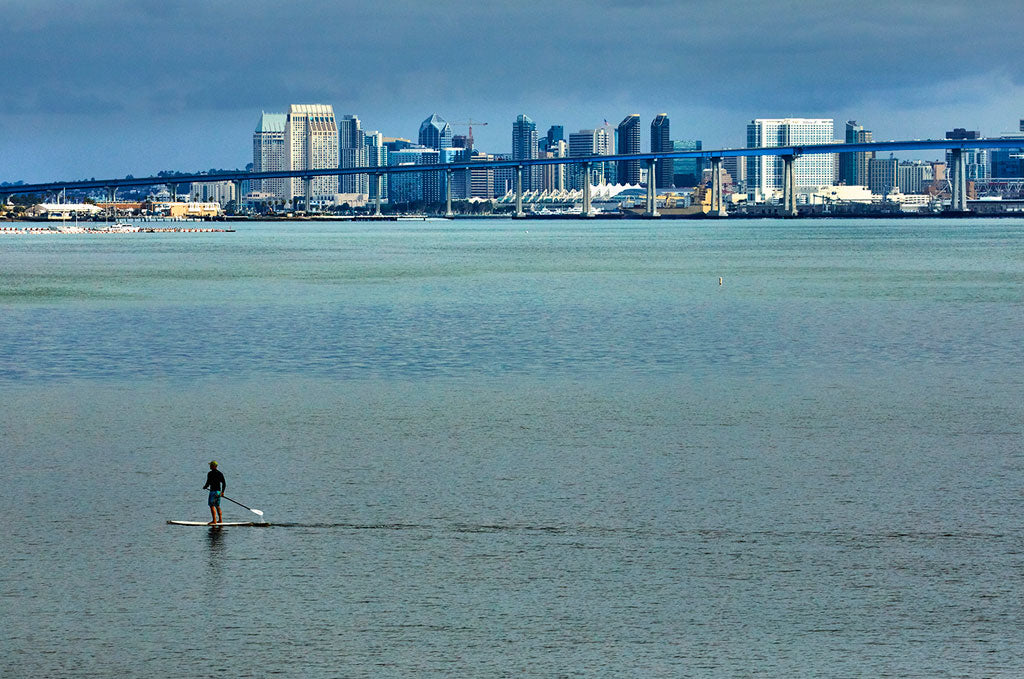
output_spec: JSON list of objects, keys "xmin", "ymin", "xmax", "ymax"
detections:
[
  {"xmin": 374, "ymin": 174, "xmax": 383, "ymax": 216},
  {"xmin": 233, "ymin": 180, "xmax": 244, "ymax": 215},
  {"xmin": 645, "ymin": 159, "xmax": 659, "ymax": 218},
  {"xmin": 171, "ymin": 183, "xmax": 178, "ymax": 203},
  {"xmin": 950, "ymin": 148, "xmax": 968, "ymax": 212},
  {"xmin": 582, "ymin": 162, "xmax": 593, "ymax": 218},
  {"xmin": 710, "ymin": 157, "xmax": 727, "ymax": 217},
  {"xmin": 106, "ymin": 187, "xmax": 116, "ymax": 221},
  {"xmin": 304, "ymin": 178, "xmax": 312, "ymax": 213},
  {"xmin": 782, "ymin": 155, "xmax": 798, "ymax": 217},
  {"xmin": 514, "ymin": 165, "xmax": 524, "ymax": 218},
  {"xmin": 445, "ymin": 169, "xmax": 454, "ymax": 219}
]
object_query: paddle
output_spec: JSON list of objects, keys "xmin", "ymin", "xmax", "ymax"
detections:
[{"xmin": 220, "ymin": 494, "xmax": 264, "ymax": 517}]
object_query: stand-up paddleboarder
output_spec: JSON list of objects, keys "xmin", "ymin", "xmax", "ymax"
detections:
[{"xmin": 203, "ymin": 461, "xmax": 226, "ymax": 524}]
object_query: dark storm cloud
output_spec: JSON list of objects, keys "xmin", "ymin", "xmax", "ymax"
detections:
[
  {"xmin": 2, "ymin": 0, "xmax": 1021, "ymax": 179},
  {"xmin": 4, "ymin": 0, "xmax": 1020, "ymax": 114}
]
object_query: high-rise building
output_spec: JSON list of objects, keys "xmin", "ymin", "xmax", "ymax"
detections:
[
  {"xmin": 991, "ymin": 143, "xmax": 1024, "ymax": 179},
  {"xmin": 945, "ymin": 128, "xmax": 990, "ymax": 180},
  {"xmin": 469, "ymin": 152, "xmax": 496, "ymax": 199},
  {"xmin": 989, "ymin": 123, "xmax": 1024, "ymax": 179},
  {"xmin": 568, "ymin": 128, "xmax": 612, "ymax": 189},
  {"xmin": 418, "ymin": 114, "xmax": 452, "ymax": 150},
  {"xmin": 439, "ymin": 146, "xmax": 471, "ymax": 199},
  {"xmin": 897, "ymin": 160, "xmax": 935, "ymax": 194},
  {"xmin": 364, "ymin": 130, "xmax": 388, "ymax": 201},
  {"xmin": 338, "ymin": 114, "xmax": 367, "ymax": 194},
  {"xmin": 285, "ymin": 104, "xmax": 339, "ymax": 207},
  {"xmin": 746, "ymin": 118, "xmax": 835, "ymax": 201},
  {"xmin": 253, "ymin": 112, "xmax": 288, "ymax": 202},
  {"xmin": 671, "ymin": 139, "xmax": 704, "ymax": 187},
  {"xmin": 722, "ymin": 155, "xmax": 745, "ymax": 190},
  {"xmin": 540, "ymin": 125, "xmax": 564, "ymax": 153},
  {"xmin": 492, "ymin": 154, "xmax": 514, "ymax": 198},
  {"xmin": 616, "ymin": 114, "xmax": 641, "ymax": 185},
  {"xmin": 867, "ymin": 156, "xmax": 898, "ymax": 195},
  {"xmin": 538, "ymin": 139, "xmax": 567, "ymax": 192},
  {"xmin": 512, "ymin": 114, "xmax": 539, "ymax": 190},
  {"xmin": 650, "ymin": 114, "xmax": 673, "ymax": 188},
  {"xmin": 387, "ymin": 146, "xmax": 440, "ymax": 204},
  {"xmin": 840, "ymin": 120, "xmax": 874, "ymax": 186}
]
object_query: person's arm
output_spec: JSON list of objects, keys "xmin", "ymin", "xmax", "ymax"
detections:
[{"xmin": 203, "ymin": 471, "xmax": 211, "ymax": 490}]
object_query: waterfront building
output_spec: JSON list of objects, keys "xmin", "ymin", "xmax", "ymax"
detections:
[
  {"xmin": 945, "ymin": 128, "xmax": 990, "ymax": 180},
  {"xmin": 567, "ymin": 128, "xmax": 612, "ymax": 189},
  {"xmin": 990, "ymin": 127, "xmax": 1024, "ymax": 179},
  {"xmin": 867, "ymin": 156, "xmax": 898, "ymax": 195},
  {"xmin": 252, "ymin": 112, "xmax": 288, "ymax": 202},
  {"xmin": 839, "ymin": 120, "xmax": 874, "ymax": 186},
  {"xmin": 285, "ymin": 104, "xmax": 339, "ymax": 208},
  {"xmin": 672, "ymin": 139, "xmax": 703, "ymax": 188},
  {"xmin": 339, "ymin": 114, "xmax": 368, "ymax": 194},
  {"xmin": 190, "ymin": 180, "xmax": 237, "ymax": 207},
  {"xmin": 512, "ymin": 114, "xmax": 539, "ymax": 190},
  {"xmin": 650, "ymin": 114, "xmax": 674, "ymax": 188},
  {"xmin": 616, "ymin": 115, "xmax": 642, "ymax": 185},
  {"xmin": 746, "ymin": 118, "xmax": 835, "ymax": 201},
  {"xmin": 418, "ymin": 114, "xmax": 453, "ymax": 151}
]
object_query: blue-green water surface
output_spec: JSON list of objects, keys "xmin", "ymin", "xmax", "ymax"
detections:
[{"xmin": 1, "ymin": 218, "xmax": 1022, "ymax": 677}]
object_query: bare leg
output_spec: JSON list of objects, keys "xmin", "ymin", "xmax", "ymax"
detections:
[
  {"xmin": 209, "ymin": 506, "xmax": 217, "ymax": 525},
  {"xmin": 216, "ymin": 506, "xmax": 223, "ymax": 523}
]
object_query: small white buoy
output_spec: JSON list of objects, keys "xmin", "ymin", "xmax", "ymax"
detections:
[{"xmin": 719, "ymin": 277, "xmax": 723, "ymax": 286}]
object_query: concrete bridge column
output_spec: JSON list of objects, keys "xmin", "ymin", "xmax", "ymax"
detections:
[
  {"xmin": 304, "ymin": 178, "xmax": 312, "ymax": 213},
  {"xmin": 374, "ymin": 174, "xmax": 383, "ymax": 216},
  {"xmin": 782, "ymin": 155, "xmax": 798, "ymax": 217},
  {"xmin": 950, "ymin": 148, "xmax": 968, "ymax": 212},
  {"xmin": 582, "ymin": 162, "xmax": 593, "ymax": 218},
  {"xmin": 514, "ymin": 165, "xmax": 524, "ymax": 218},
  {"xmin": 445, "ymin": 169, "xmax": 454, "ymax": 219},
  {"xmin": 710, "ymin": 157, "xmax": 727, "ymax": 217},
  {"xmin": 646, "ymin": 159, "xmax": 659, "ymax": 218},
  {"xmin": 106, "ymin": 187, "xmax": 116, "ymax": 221},
  {"xmin": 233, "ymin": 180, "xmax": 244, "ymax": 215}
]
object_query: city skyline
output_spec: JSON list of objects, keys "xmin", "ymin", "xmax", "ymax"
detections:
[{"xmin": 2, "ymin": 0, "xmax": 1023, "ymax": 183}]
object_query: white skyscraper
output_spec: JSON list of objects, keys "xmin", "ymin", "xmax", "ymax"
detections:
[
  {"xmin": 746, "ymin": 118, "xmax": 835, "ymax": 201},
  {"xmin": 253, "ymin": 112, "xmax": 288, "ymax": 201},
  {"xmin": 286, "ymin": 104, "xmax": 339, "ymax": 207}
]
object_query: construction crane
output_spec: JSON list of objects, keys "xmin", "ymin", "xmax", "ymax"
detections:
[{"xmin": 448, "ymin": 119, "xmax": 488, "ymax": 150}]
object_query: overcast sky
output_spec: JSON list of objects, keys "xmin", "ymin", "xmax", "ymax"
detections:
[{"xmin": 2, "ymin": 0, "xmax": 1022, "ymax": 183}]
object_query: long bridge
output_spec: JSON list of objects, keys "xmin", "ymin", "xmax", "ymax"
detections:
[{"xmin": 4, "ymin": 138, "xmax": 1020, "ymax": 218}]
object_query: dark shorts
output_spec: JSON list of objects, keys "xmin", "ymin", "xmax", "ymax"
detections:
[{"xmin": 208, "ymin": 490, "xmax": 221, "ymax": 507}]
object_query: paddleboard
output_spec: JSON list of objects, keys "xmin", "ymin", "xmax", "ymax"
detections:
[{"xmin": 167, "ymin": 520, "xmax": 268, "ymax": 527}]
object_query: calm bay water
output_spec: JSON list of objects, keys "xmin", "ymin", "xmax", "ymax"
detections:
[{"xmin": 1, "ymin": 218, "xmax": 1022, "ymax": 677}]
